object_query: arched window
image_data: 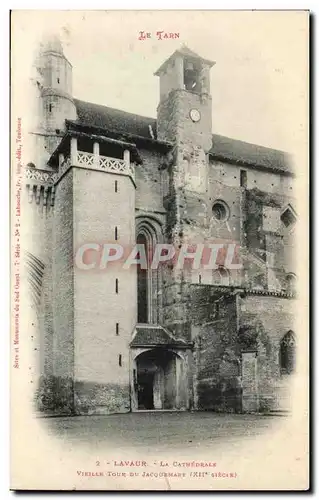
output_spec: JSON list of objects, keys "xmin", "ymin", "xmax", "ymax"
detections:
[
  {"xmin": 136, "ymin": 217, "xmax": 163, "ymax": 324},
  {"xmin": 280, "ymin": 331, "xmax": 296, "ymax": 375},
  {"xmin": 212, "ymin": 266, "xmax": 230, "ymax": 286},
  {"xmin": 137, "ymin": 233, "xmax": 148, "ymax": 323},
  {"xmin": 184, "ymin": 60, "xmax": 200, "ymax": 92},
  {"xmin": 286, "ymin": 273, "xmax": 297, "ymax": 294}
]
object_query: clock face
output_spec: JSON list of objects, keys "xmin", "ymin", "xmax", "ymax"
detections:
[{"xmin": 190, "ymin": 108, "xmax": 201, "ymax": 122}]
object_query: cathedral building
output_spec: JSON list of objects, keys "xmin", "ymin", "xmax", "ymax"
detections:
[{"xmin": 24, "ymin": 35, "xmax": 297, "ymax": 416}]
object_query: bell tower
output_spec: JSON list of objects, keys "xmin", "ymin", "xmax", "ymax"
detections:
[
  {"xmin": 155, "ymin": 46, "xmax": 215, "ymax": 193},
  {"xmin": 155, "ymin": 46, "xmax": 215, "ymax": 148},
  {"xmin": 155, "ymin": 48, "xmax": 216, "ymax": 339}
]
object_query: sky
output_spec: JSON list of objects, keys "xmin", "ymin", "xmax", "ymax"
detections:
[{"xmin": 13, "ymin": 10, "xmax": 308, "ymax": 153}]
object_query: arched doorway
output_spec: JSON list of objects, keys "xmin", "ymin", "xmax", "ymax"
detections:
[
  {"xmin": 134, "ymin": 349, "xmax": 187, "ymax": 410},
  {"xmin": 274, "ymin": 330, "xmax": 296, "ymax": 412}
]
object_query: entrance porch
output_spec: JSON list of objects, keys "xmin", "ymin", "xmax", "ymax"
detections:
[{"xmin": 130, "ymin": 324, "xmax": 193, "ymax": 412}]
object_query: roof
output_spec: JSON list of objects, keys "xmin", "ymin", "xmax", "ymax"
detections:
[
  {"xmin": 74, "ymin": 99, "xmax": 293, "ymax": 175},
  {"xmin": 131, "ymin": 324, "xmax": 191, "ymax": 348},
  {"xmin": 74, "ymin": 99, "xmax": 157, "ymax": 141},
  {"xmin": 210, "ymin": 134, "xmax": 292, "ymax": 174},
  {"xmin": 154, "ymin": 45, "xmax": 216, "ymax": 76}
]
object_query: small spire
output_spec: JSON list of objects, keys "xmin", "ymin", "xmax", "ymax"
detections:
[{"xmin": 39, "ymin": 33, "xmax": 64, "ymax": 55}]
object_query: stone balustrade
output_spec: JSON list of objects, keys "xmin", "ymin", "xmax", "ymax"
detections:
[
  {"xmin": 25, "ymin": 167, "xmax": 58, "ymax": 185},
  {"xmin": 24, "ymin": 143, "xmax": 135, "ymax": 207},
  {"xmin": 58, "ymin": 149, "xmax": 135, "ymax": 182},
  {"xmin": 76, "ymin": 151, "xmax": 135, "ymax": 180}
]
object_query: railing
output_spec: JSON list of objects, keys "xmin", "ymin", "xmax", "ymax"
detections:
[
  {"xmin": 25, "ymin": 167, "xmax": 58, "ymax": 185},
  {"xmin": 24, "ymin": 167, "xmax": 57, "ymax": 206},
  {"xmin": 76, "ymin": 151, "xmax": 135, "ymax": 180},
  {"xmin": 77, "ymin": 152, "xmax": 95, "ymax": 167},
  {"xmin": 24, "ymin": 150, "xmax": 135, "ymax": 188}
]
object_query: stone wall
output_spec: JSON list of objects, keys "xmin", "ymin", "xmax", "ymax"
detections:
[
  {"xmin": 238, "ymin": 293, "xmax": 296, "ymax": 412},
  {"xmin": 72, "ymin": 168, "xmax": 136, "ymax": 415},
  {"xmin": 243, "ymin": 187, "xmax": 297, "ymax": 289},
  {"xmin": 135, "ymin": 149, "xmax": 165, "ymax": 215},
  {"xmin": 190, "ymin": 286, "xmax": 240, "ymax": 412},
  {"xmin": 189, "ymin": 284, "xmax": 297, "ymax": 413},
  {"xmin": 22, "ymin": 183, "xmax": 57, "ymax": 412},
  {"xmin": 157, "ymin": 89, "xmax": 212, "ymax": 152},
  {"xmin": 51, "ymin": 169, "xmax": 75, "ymax": 413},
  {"xmin": 74, "ymin": 382, "xmax": 130, "ymax": 415},
  {"xmin": 40, "ymin": 206, "xmax": 54, "ymax": 377}
]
